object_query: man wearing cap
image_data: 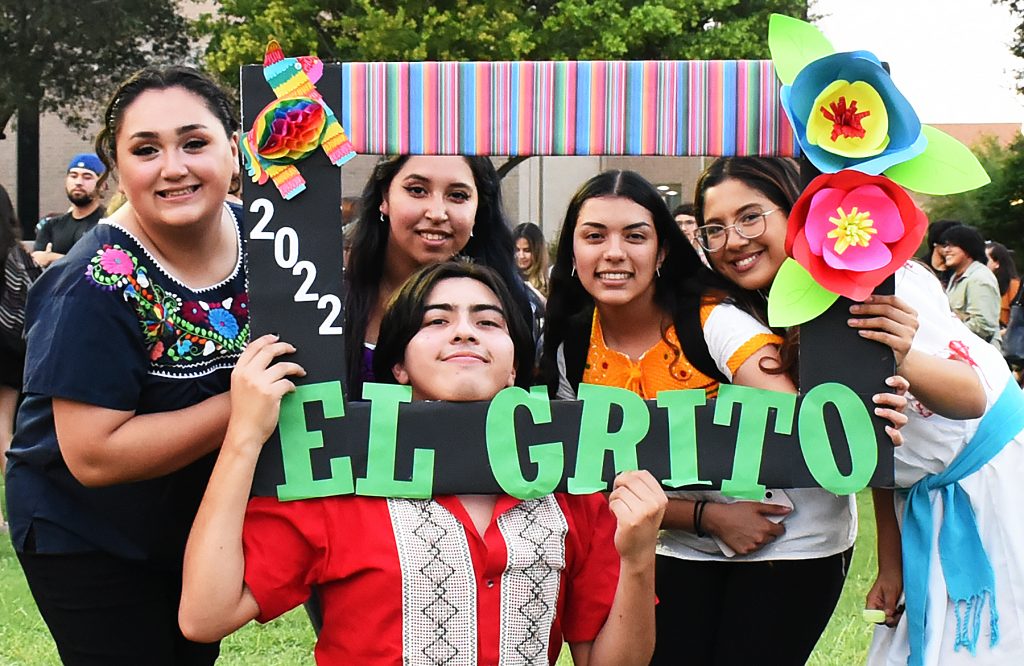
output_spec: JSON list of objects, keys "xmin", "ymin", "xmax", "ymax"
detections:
[{"xmin": 32, "ymin": 153, "xmax": 106, "ymax": 268}]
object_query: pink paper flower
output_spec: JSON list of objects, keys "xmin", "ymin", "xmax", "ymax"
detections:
[{"xmin": 786, "ymin": 170, "xmax": 928, "ymax": 301}]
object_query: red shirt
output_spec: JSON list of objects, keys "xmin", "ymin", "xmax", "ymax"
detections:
[{"xmin": 242, "ymin": 493, "xmax": 621, "ymax": 665}]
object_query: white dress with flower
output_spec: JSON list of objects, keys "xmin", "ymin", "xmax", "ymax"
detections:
[{"xmin": 866, "ymin": 261, "xmax": 1024, "ymax": 666}]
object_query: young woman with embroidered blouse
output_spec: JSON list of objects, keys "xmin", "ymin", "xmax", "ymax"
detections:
[
  {"xmin": 4, "ymin": 67, "xmax": 245, "ymax": 664},
  {"xmin": 180, "ymin": 260, "xmax": 667, "ymax": 665},
  {"xmin": 543, "ymin": 169, "xmax": 907, "ymax": 666}
]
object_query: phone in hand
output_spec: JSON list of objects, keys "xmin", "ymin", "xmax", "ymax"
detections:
[{"xmin": 712, "ymin": 489, "xmax": 794, "ymax": 558}]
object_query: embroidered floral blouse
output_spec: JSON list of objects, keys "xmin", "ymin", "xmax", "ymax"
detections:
[
  {"xmin": 581, "ymin": 303, "xmax": 782, "ymax": 399},
  {"xmin": 5, "ymin": 204, "xmax": 248, "ymax": 565}
]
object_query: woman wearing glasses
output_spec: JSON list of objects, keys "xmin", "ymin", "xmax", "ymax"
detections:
[
  {"xmin": 542, "ymin": 169, "xmax": 907, "ymax": 666},
  {"xmin": 697, "ymin": 157, "xmax": 1024, "ymax": 666}
]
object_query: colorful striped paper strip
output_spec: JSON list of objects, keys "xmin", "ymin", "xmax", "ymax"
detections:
[{"xmin": 339, "ymin": 60, "xmax": 798, "ymax": 157}]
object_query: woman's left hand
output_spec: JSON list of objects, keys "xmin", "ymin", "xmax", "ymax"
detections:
[
  {"xmin": 608, "ymin": 470, "xmax": 667, "ymax": 566},
  {"xmin": 848, "ymin": 295, "xmax": 919, "ymax": 369},
  {"xmin": 874, "ymin": 375, "xmax": 909, "ymax": 447}
]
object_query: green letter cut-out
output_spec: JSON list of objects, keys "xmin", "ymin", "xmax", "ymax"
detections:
[
  {"xmin": 485, "ymin": 386, "xmax": 564, "ymax": 499},
  {"xmin": 797, "ymin": 383, "xmax": 878, "ymax": 494},
  {"xmin": 657, "ymin": 389, "xmax": 712, "ymax": 489},
  {"xmin": 277, "ymin": 381, "xmax": 354, "ymax": 501},
  {"xmin": 356, "ymin": 383, "xmax": 435, "ymax": 499},
  {"xmin": 714, "ymin": 384, "xmax": 796, "ymax": 499},
  {"xmin": 568, "ymin": 383, "xmax": 649, "ymax": 494}
]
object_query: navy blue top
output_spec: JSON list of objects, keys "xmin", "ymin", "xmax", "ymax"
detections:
[{"xmin": 5, "ymin": 204, "xmax": 249, "ymax": 568}]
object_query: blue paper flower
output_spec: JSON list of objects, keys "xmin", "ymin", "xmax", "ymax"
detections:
[{"xmin": 780, "ymin": 51, "xmax": 927, "ymax": 175}]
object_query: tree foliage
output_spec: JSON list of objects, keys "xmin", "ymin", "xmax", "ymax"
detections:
[
  {"xmin": 995, "ymin": 0, "xmax": 1024, "ymax": 92},
  {"xmin": 0, "ymin": 0, "xmax": 191, "ymax": 136},
  {"xmin": 925, "ymin": 134, "xmax": 1024, "ymax": 260},
  {"xmin": 196, "ymin": 0, "xmax": 808, "ymax": 87}
]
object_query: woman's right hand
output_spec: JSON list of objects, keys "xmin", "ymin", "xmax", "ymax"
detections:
[
  {"xmin": 226, "ymin": 334, "xmax": 306, "ymax": 452},
  {"xmin": 848, "ymin": 294, "xmax": 919, "ymax": 369},
  {"xmin": 865, "ymin": 569, "xmax": 904, "ymax": 627},
  {"xmin": 702, "ymin": 501, "xmax": 790, "ymax": 555}
]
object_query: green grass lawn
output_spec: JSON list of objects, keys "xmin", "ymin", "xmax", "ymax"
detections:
[{"xmin": 1, "ymin": 487, "xmax": 878, "ymax": 665}]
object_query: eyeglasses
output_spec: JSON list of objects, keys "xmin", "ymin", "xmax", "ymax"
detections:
[{"xmin": 695, "ymin": 209, "xmax": 776, "ymax": 252}]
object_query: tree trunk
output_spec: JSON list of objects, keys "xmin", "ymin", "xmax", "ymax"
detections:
[{"xmin": 16, "ymin": 98, "xmax": 39, "ymax": 240}]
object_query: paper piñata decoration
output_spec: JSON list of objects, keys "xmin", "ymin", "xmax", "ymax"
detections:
[{"xmin": 241, "ymin": 40, "xmax": 356, "ymax": 199}]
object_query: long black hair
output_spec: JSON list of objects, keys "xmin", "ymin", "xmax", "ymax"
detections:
[
  {"xmin": 344, "ymin": 155, "xmax": 532, "ymax": 399},
  {"xmin": 543, "ymin": 170, "xmax": 742, "ymax": 394},
  {"xmin": 986, "ymin": 240, "xmax": 1018, "ymax": 295},
  {"xmin": 373, "ymin": 260, "xmax": 534, "ymax": 388},
  {"xmin": 512, "ymin": 222, "xmax": 549, "ymax": 295}
]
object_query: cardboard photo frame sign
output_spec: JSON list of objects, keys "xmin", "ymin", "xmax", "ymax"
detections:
[{"xmin": 241, "ymin": 58, "xmax": 894, "ymax": 501}]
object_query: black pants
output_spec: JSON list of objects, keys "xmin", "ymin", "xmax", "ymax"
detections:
[
  {"xmin": 17, "ymin": 549, "xmax": 220, "ymax": 666},
  {"xmin": 650, "ymin": 548, "xmax": 853, "ymax": 666}
]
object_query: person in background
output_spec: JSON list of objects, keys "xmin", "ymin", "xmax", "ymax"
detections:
[
  {"xmin": 342, "ymin": 221, "xmax": 357, "ymax": 271},
  {"xmin": 513, "ymin": 222, "xmax": 549, "ymax": 299},
  {"xmin": 985, "ymin": 240, "xmax": 1020, "ymax": 329},
  {"xmin": 673, "ymin": 202, "xmax": 709, "ymax": 267},
  {"xmin": 923, "ymin": 220, "xmax": 960, "ymax": 288},
  {"xmin": 32, "ymin": 153, "xmax": 107, "ymax": 269},
  {"xmin": 0, "ymin": 183, "xmax": 42, "ymax": 516},
  {"xmin": 939, "ymin": 224, "xmax": 1001, "ymax": 344}
]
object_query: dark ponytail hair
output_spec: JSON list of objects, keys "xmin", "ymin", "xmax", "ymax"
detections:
[{"xmin": 543, "ymin": 170, "xmax": 743, "ymax": 394}]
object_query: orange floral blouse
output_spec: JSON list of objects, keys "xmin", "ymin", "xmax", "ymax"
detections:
[{"xmin": 580, "ymin": 303, "xmax": 783, "ymax": 399}]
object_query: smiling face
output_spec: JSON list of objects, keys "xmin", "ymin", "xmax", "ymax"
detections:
[
  {"xmin": 380, "ymin": 156, "xmax": 478, "ymax": 272},
  {"xmin": 701, "ymin": 178, "xmax": 788, "ymax": 291},
  {"xmin": 392, "ymin": 277, "xmax": 516, "ymax": 402},
  {"xmin": 572, "ymin": 196, "xmax": 663, "ymax": 309},
  {"xmin": 515, "ymin": 237, "xmax": 534, "ymax": 271},
  {"xmin": 942, "ymin": 243, "xmax": 972, "ymax": 273},
  {"xmin": 113, "ymin": 86, "xmax": 238, "ymax": 232}
]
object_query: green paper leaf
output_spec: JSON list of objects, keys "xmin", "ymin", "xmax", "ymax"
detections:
[
  {"xmin": 768, "ymin": 258, "xmax": 840, "ymax": 327},
  {"xmin": 884, "ymin": 125, "xmax": 992, "ymax": 195},
  {"xmin": 768, "ymin": 13, "xmax": 835, "ymax": 86}
]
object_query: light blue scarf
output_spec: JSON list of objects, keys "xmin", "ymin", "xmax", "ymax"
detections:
[{"xmin": 902, "ymin": 376, "xmax": 1024, "ymax": 666}]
